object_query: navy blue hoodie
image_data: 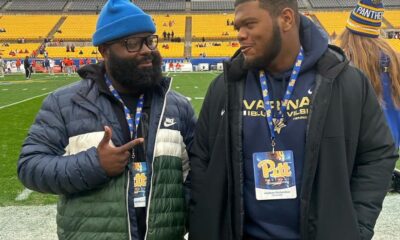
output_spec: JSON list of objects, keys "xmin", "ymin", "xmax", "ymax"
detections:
[
  {"xmin": 381, "ymin": 54, "xmax": 400, "ymax": 147},
  {"xmin": 242, "ymin": 15, "xmax": 328, "ymax": 239}
]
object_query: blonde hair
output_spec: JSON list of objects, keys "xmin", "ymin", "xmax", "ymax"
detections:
[{"xmin": 337, "ymin": 29, "xmax": 400, "ymax": 108}]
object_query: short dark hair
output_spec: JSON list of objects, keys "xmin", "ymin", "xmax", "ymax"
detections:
[{"xmin": 234, "ymin": 0, "xmax": 299, "ymax": 18}]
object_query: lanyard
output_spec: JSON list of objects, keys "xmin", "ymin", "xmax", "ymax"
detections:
[
  {"xmin": 105, "ymin": 75, "xmax": 144, "ymax": 141},
  {"xmin": 259, "ymin": 47, "xmax": 304, "ymax": 152}
]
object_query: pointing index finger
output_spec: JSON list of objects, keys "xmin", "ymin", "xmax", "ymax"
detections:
[{"xmin": 118, "ymin": 138, "xmax": 144, "ymax": 152}]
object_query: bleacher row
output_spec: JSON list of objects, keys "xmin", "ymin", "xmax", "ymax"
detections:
[
  {"xmin": 309, "ymin": 0, "xmax": 400, "ymax": 8},
  {"xmin": 1, "ymin": 12, "xmax": 399, "ymax": 41},
  {"xmin": 0, "ymin": 0, "xmax": 399, "ymax": 12},
  {"xmin": 1, "ymin": 10, "xmax": 399, "ymax": 59}
]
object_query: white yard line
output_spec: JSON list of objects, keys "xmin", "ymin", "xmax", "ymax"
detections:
[
  {"xmin": 0, "ymin": 82, "xmax": 76, "ymax": 110},
  {"xmin": 0, "ymin": 92, "xmax": 51, "ymax": 110},
  {"xmin": 15, "ymin": 188, "xmax": 33, "ymax": 201}
]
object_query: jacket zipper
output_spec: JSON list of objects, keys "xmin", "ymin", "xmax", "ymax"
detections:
[
  {"xmin": 144, "ymin": 78, "xmax": 173, "ymax": 239},
  {"xmin": 126, "ymin": 170, "xmax": 132, "ymax": 240}
]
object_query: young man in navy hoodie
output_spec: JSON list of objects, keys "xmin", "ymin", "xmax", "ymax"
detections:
[{"xmin": 189, "ymin": 0, "xmax": 398, "ymax": 239}]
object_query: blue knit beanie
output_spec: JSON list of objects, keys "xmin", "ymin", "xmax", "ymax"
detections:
[
  {"xmin": 346, "ymin": 0, "xmax": 384, "ymax": 38},
  {"xmin": 93, "ymin": 0, "xmax": 156, "ymax": 46}
]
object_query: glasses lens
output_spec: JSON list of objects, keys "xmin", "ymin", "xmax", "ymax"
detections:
[
  {"xmin": 126, "ymin": 38, "xmax": 142, "ymax": 52},
  {"xmin": 146, "ymin": 35, "xmax": 158, "ymax": 50}
]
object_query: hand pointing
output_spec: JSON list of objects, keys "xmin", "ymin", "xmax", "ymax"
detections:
[{"xmin": 97, "ymin": 126, "xmax": 144, "ymax": 177}]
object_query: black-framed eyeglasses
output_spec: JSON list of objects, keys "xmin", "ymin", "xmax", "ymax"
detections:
[{"xmin": 107, "ymin": 35, "xmax": 158, "ymax": 52}]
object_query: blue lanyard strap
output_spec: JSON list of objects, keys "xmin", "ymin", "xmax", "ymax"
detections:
[
  {"xmin": 259, "ymin": 47, "xmax": 304, "ymax": 151},
  {"xmin": 105, "ymin": 75, "xmax": 144, "ymax": 140}
]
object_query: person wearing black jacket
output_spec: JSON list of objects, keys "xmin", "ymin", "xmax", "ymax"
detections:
[
  {"xmin": 23, "ymin": 56, "xmax": 31, "ymax": 79},
  {"xmin": 188, "ymin": 1, "xmax": 398, "ymax": 240}
]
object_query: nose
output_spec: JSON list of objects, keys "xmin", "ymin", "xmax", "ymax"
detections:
[
  {"xmin": 237, "ymin": 27, "xmax": 248, "ymax": 43},
  {"xmin": 139, "ymin": 42, "xmax": 152, "ymax": 55}
]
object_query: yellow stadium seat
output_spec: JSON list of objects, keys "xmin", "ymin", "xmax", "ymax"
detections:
[
  {"xmin": 192, "ymin": 42, "xmax": 239, "ymax": 57},
  {"xmin": 158, "ymin": 42, "xmax": 184, "ymax": 58},
  {"xmin": 0, "ymin": 15, "xmax": 60, "ymax": 40},
  {"xmin": 385, "ymin": 11, "xmax": 400, "ymax": 28},
  {"xmin": 192, "ymin": 14, "xmax": 237, "ymax": 40},
  {"xmin": 0, "ymin": 43, "xmax": 41, "ymax": 59},
  {"xmin": 54, "ymin": 15, "xmax": 98, "ymax": 41}
]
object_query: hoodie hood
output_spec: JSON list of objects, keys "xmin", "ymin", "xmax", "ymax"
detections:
[
  {"xmin": 298, "ymin": 15, "xmax": 329, "ymax": 75},
  {"xmin": 77, "ymin": 62, "xmax": 106, "ymax": 81}
]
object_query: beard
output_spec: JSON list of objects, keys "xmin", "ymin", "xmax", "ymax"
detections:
[
  {"xmin": 107, "ymin": 50, "xmax": 163, "ymax": 93},
  {"xmin": 243, "ymin": 21, "xmax": 282, "ymax": 69}
]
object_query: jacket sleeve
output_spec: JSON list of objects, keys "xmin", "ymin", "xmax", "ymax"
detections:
[
  {"xmin": 182, "ymin": 98, "xmax": 197, "ymax": 152},
  {"xmin": 188, "ymin": 76, "xmax": 221, "ymax": 211},
  {"xmin": 181, "ymin": 96, "xmax": 197, "ymax": 218},
  {"xmin": 17, "ymin": 93, "xmax": 110, "ymax": 195},
  {"xmin": 351, "ymin": 73, "xmax": 398, "ymax": 240}
]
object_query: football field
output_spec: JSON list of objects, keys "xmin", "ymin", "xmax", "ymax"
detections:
[
  {"xmin": 0, "ymin": 72, "xmax": 216, "ymax": 206},
  {"xmin": 0, "ymin": 72, "xmax": 399, "ymax": 206},
  {"xmin": 0, "ymin": 72, "xmax": 399, "ymax": 240}
]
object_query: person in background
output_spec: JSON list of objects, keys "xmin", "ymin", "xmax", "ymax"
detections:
[
  {"xmin": 23, "ymin": 56, "xmax": 31, "ymax": 79},
  {"xmin": 0, "ymin": 56, "xmax": 5, "ymax": 78},
  {"xmin": 16, "ymin": 58, "xmax": 21, "ymax": 72},
  {"xmin": 338, "ymin": 0, "xmax": 400, "ymax": 148},
  {"xmin": 31, "ymin": 59, "xmax": 36, "ymax": 74}
]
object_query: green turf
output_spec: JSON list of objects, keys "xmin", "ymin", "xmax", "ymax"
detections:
[
  {"xmin": 2, "ymin": 71, "xmax": 396, "ymax": 206},
  {"xmin": 396, "ymin": 158, "xmax": 400, "ymax": 170},
  {"xmin": 168, "ymin": 71, "xmax": 217, "ymax": 114},
  {"xmin": 0, "ymin": 73, "xmax": 79, "ymax": 108},
  {"xmin": 0, "ymin": 72, "xmax": 215, "ymax": 206}
]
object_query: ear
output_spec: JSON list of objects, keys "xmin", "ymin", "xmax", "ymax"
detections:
[
  {"xmin": 98, "ymin": 45, "xmax": 108, "ymax": 59},
  {"xmin": 279, "ymin": 7, "xmax": 297, "ymax": 32}
]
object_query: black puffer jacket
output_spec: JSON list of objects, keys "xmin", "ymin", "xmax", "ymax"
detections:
[{"xmin": 189, "ymin": 44, "xmax": 398, "ymax": 240}]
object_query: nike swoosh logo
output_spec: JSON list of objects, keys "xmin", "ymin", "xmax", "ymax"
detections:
[
  {"xmin": 308, "ymin": 89, "xmax": 313, "ymax": 95},
  {"xmin": 164, "ymin": 121, "xmax": 176, "ymax": 127}
]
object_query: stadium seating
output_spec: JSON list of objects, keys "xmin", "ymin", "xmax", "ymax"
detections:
[
  {"xmin": 158, "ymin": 42, "xmax": 185, "ymax": 58},
  {"xmin": 0, "ymin": 0, "xmax": 397, "ymax": 60},
  {"xmin": 7, "ymin": 0, "xmax": 67, "ymax": 11},
  {"xmin": 385, "ymin": 0, "xmax": 400, "ymax": 8},
  {"xmin": 385, "ymin": 11, "xmax": 400, "ymax": 28},
  {"xmin": 68, "ymin": 0, "xmax": 107, "ymax": 12},
  {"xmin": 336, "ymin": 0, "xmax": 359, "ymax": 8},
  {"xmin": 192, "ymin": 14, "xmax": 236, "ymax": 40},
  {"xmin": 191, "ymin": 0, "xmax": 234, "ymax": 11},
  {"xmin": 45, "ymin": 46, "xmax": 99, "ymax": 58},
  {"xmin": 314, "ymin": 11, "xmax": 389, "ymax": 37},
  {"xmin": 54, "ymin": 15, "xmax": 98, "ymax": 41},
  {"xmin": 0, "ymin": 0, "xmax": 8, "ymax": 9},
  {"xmin": 387, "ymin": 39, "xmax": 400, "ymax": 52},
  {"xmin": 313, "ymin": 11, "xmax": 350, "ymax": 35},
  {"xmin": 192, "ymin": 41, "xmax": 239, "ymax": 57},
  {"xmin": 153, "ymin": 14, "xmax": 186, "ymax": 39},
  {"xmin": 0, "ymin": 15, "xmax": 61, "ymax": 40},
  {"xmin": 133, "ymin": 0, "xmax": 185, "ymax": 11},
  {"xmin": 0, "ymin": 43, "xmax": 41, "ymax": 58},
  {"xmin": 298, "ymin": 0, "xmax": 308, "ymax": 9}
]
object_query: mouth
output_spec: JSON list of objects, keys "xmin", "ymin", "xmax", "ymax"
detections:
[
  {"xmin": 138, "ymin": 60, "xmax": 153, "ymax": 67},
  {"xmin": 240, "ymin": 45, "xmax": 252, "ymax": 54}
]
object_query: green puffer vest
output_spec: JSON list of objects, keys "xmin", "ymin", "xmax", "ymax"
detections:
[
  {"xmin": 57, "ymin": 172, "xmax": 128, "ymax": 239},
  {"xmin": 143, "ymin": 111, "xmax": 189, "ymax": 240},
  {"xmin": 57, "ymin": 131, "xmax": 188, "ymax": 240}
]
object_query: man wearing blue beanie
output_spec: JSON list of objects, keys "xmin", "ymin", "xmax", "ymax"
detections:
[{"xmin": 17, "ymin": 0, "xmax": 196, "ymax": 239}]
